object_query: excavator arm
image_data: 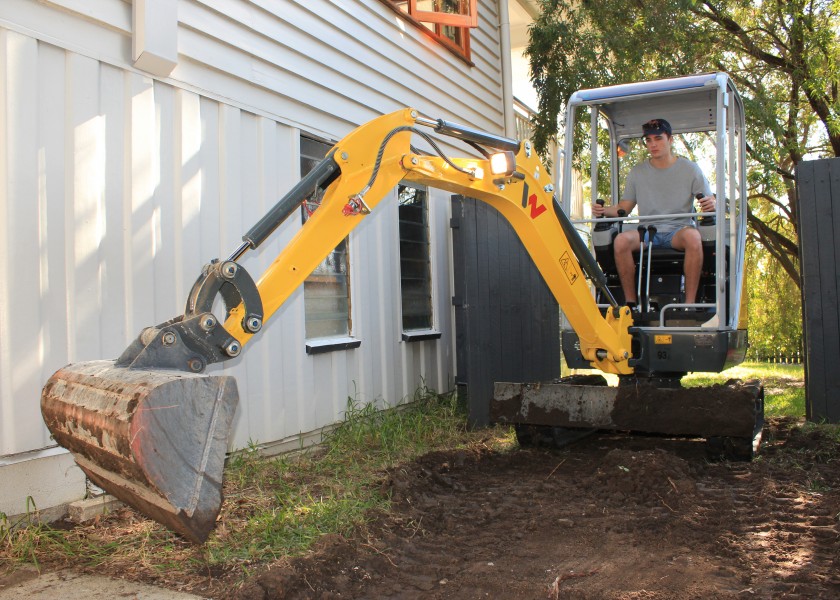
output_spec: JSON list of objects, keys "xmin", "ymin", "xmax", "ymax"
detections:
[
  {"xmin": 40, "ymin": 108, "xmax": 632, "ymax": 543},
  {"xmin": 226, "ymin": 108, "xmax": 632, "ymax": 372}
]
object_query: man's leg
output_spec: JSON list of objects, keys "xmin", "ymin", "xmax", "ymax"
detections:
[
  {"xmin": 613, "ymin": 230, "xmax": 640, "ymax": 304},
  {"xmin": 670, "ymin": 227, "xmax": 703, "ymax": 303}
]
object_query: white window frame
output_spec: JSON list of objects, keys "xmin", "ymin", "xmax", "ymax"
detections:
[
  {"xmin": 299, "ymin": 136, "xmax": 358, "ymax": 352},
  {"xmin": 397, "ymin": 183, "xmax": 440, "ymax": 341}
]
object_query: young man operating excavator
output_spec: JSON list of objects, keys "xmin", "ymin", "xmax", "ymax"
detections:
[{"xmin": 591, "ymin": 118, "xmax": 716, "ymax": 310}]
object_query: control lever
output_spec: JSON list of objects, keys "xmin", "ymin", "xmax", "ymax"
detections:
[
  {"xmin": 696, "ymin": 192, "xmax": 716, "ymax": 226},
  {"xmin": 644, "ymin": 225, "xmax": 657, "ymax": 312},
  {"xmin": 636, "ymin": 225, "xmax": 647, "ymax": 307},
  {"xmin": 616, "ymin": 208, "xmax": 627, "ymax": 233},
  {"xmin": 593, "ymin": 199, "xmax": 612, "ymax": 232}
]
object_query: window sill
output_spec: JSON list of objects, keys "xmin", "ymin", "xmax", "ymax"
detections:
[
  {"xmin": 402, "ymin": 330, "xmax": 442, "ymax": 342},
  {"xmin": 305, "ymin": 336, "xmax": 362, "ymax": 355}
]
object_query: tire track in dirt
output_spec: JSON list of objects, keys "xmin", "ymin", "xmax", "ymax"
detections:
[{"xmin": 705, "ymin": 446, "xmax": 840, "ymax": 598}]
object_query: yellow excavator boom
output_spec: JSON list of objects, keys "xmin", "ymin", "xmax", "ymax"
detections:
[{"xmin": 228, "ymin": 108, "xmax": 632, "ymax": 372}]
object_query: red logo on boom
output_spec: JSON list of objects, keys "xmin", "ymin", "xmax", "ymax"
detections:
[{"xmin": 528, "ymin": 194, "xmax": 547, "ymax": 219}]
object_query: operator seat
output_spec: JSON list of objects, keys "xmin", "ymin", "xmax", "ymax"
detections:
[{"xmin": 592, "ymin": 216, "xmax": 724, "ymax": 323}]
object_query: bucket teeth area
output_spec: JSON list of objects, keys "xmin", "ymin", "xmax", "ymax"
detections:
[{"xmin": 41, "ymin": 360, "xmax": 239, "ymax": 543}]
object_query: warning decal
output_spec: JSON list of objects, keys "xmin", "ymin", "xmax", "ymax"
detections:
[{"xmin": 559, "ymin": 251, "xmax": 579, "ymax": 285}]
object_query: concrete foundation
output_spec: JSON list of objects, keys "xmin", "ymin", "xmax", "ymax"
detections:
[{"xmin": 0, "ymin": 448, "xmax": 85, "ymax": 522}]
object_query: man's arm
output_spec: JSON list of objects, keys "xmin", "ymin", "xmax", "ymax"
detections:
[{"xmin": 691, "ymin": 161, "xmax": 716, "ymax": 212}]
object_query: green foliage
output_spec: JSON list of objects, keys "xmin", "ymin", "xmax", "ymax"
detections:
[
  {"xmin": 322, "ymin": 385, "xmax": 465, "ymax": 466},
  {"xmin": 207, "ymin": 386, "xmax": 470, "ymax": 563},
  {"xmin": 527, "ymin": 0, "xmax": 840, "ymax": 290},
  {"xmin": 744, "ymin": 237, "xmax": 803, "ymax": 360}
]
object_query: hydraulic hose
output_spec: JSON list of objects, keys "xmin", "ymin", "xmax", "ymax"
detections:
[{"xmin": 242, "ymin": 154, "xmax": 341, "ymax": 250}]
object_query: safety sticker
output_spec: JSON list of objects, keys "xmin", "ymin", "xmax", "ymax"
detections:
[
  {"xmin": 559, "ymin": 252, "xmax": 579, "ymax": 285},
  {"xmin": 655, "ymin": 335, "xmax": 673, "ymax": 345}
]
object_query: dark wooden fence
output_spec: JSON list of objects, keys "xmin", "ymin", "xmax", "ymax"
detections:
[
  {"xmin": 450, "ymin": 196, "xmax": 560, "ymax": 427},
  {"xmin": 796, "ymin": 157, "xmax": 840, "ymax": 423}
]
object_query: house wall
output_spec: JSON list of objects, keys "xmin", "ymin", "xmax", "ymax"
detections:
[{"xmin": 0, "ymin": 0, "xmax": 506, "ymax": 516}]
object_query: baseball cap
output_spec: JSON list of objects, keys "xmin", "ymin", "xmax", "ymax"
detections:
[{"xmin": 642, "ymin": 118, "xmax": 672, "ymax": 136}]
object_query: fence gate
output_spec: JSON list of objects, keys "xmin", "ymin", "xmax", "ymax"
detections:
[
  {"xmin": 450, "ymin": 196, "xmax": 560, "ymax": 426},
  {"xmin": 796, "ymin": 157, "xmax": 840, "ymax": 423}
]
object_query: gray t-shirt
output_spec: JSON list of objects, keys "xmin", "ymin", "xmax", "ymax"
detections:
[{"xmin": 623, "ymin": 157, "xmax": 712, "ymax": 233}]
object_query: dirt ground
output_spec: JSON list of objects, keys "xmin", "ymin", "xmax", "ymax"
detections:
[
  {"xmin": 4, "ymin": 416, "xmax": 839, "ymax": 599},
  {"xmin": 233, "ymin": 417, "xmax": 840, "ymax": 600}
]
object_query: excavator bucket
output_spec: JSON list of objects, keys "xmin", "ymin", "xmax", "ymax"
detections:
[{"xmin": 41, "ymin": 360, "xmax": 238, "ymax": 543}]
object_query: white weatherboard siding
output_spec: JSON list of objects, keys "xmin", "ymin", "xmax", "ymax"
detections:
[
  {"xmin": 0, "ymin": 0, "xmax": 505, "ymax": 515},
  {"xmin": 0, "ymin": 0, "xmax": 505, "ymax": 143}
]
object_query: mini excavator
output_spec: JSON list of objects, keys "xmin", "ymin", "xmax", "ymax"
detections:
[
  {"xmin": 493, "ymin": 72, "xmax": 762, "ymax": 457},
  {"xmin": 41, "ymin": 72, "xmax": 763, "ymax": 543}
]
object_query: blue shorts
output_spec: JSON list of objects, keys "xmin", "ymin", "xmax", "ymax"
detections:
[{"xmin": 651, "ymin": 230, "xmax": 679, "ymax": 249}]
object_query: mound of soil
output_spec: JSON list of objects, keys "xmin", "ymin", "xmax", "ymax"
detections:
[{"xmin": 235, "ymin": 418, "xmax": 840, "ymax": 600}]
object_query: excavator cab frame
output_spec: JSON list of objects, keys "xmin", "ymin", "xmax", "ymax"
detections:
[{"xmin": 559, "ymin": 72, "xmax": 750, "ymax": 377}]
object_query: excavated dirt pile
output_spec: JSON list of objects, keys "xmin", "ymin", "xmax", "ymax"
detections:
[{"xmin": 235, "ymin": 417, "xmax": 840, "ymax": 600}]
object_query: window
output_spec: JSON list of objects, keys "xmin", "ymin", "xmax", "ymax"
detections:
[
  {"xmin": 405, "ymin": 0, "xmax": 478, "ymax": 27},
  {"xmin": 398, "ymin": 184, "xmax": 434, "ymax": 333},
  {"xmin": 381, "ymin": 0, "xmax": 478, "ymax": 59},
  {"xmin": 300, "ymin": 136, "xmax": 352, "ymax": 341}
]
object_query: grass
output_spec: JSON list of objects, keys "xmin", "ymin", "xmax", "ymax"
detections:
[
  {"xmin": 0, "ymin": 501, "xmax": 122, "ymax": 571},
  {"xmin": 204, "ymin": 385, "xmax": 495, "ymax": 565},
  {"xmin": 0, "ymin": 363, "xmax": 809, "ymax": 591}
]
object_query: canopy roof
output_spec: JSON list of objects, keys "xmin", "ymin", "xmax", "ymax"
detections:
[{"xmin": 568, "ymin": 73, "xmax": 743, "ymax": 139}]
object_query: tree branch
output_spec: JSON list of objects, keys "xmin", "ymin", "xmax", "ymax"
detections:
[
  {"xmin": 747, "ymin": 212, "xmax": 801, "ymax": 287},
  {"xmin": 696, "ymin": 0, "xmax": 840, "ymax": 156},
  {"xmin": 750, "ymin": 192, "xmax": 793, "ymax": 221},
  {"xmin": 745, "ymin": 142, "xmax": 795, "ymax": 181},
  {"xmin": 747, "ymin": 207, "xmax": 800, "ymax": 257},
  {"xmin": 692, "ymin": 1, "xmax": 793, "ymax": 72}
]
